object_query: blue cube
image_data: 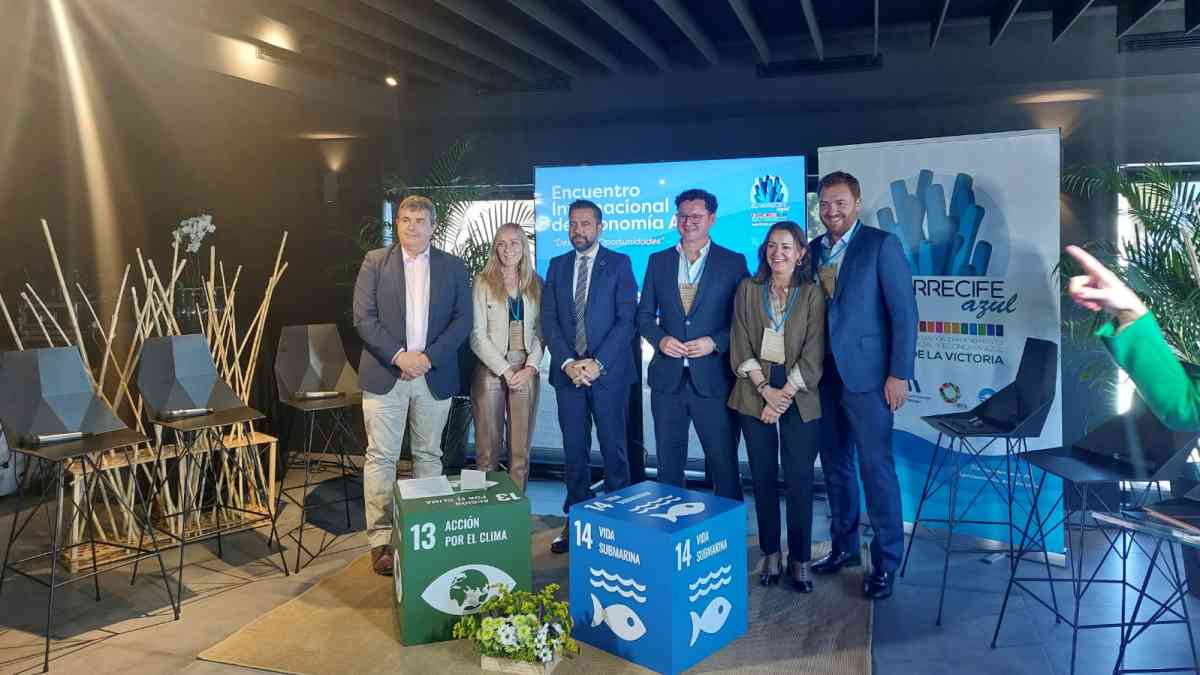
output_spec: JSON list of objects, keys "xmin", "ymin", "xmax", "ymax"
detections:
[{"xmin": 568, "ymin": 481, "xmax": 747, "ymax": 674}]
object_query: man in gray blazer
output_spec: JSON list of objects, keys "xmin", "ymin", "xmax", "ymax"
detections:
[{"xmin": 353, "ymin": 195, "xmax": 472, "ymax": 576}]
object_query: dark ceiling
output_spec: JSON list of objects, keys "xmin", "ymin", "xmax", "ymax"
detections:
[{"xmin": 160, "ymin": 0, "xmax": 1200, "ymax": 94}]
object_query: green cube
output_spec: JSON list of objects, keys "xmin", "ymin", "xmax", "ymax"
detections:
[{"xmin": 390, "ymin": 471, "xmax": 532, "ymax": 645}]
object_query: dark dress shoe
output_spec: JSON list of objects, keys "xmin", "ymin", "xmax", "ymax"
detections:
[
  {"xmin": 811, "ymin": 549, "xmax": 862, "ymax": 575},
  {"xmin": 788, "ymin": 559, "xmax": 814, "ymax": 594},
  {"xmin": 863, "ymin": 570, "xmax": 895, "ymax": 599},
  {"xmin": 550, "ymin": 523, "xmax": 569, "ymax": 555},
  {"xmin": 371, "ymin": 545, "xmax": 394, "ymax": 576},
  {"xmin": 759, "ymin": 552, "xmax": 782, "ymax": 586}
]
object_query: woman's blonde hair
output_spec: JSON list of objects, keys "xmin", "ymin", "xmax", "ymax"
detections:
[{"xmin": 479, "ymin": 222, "xmax": 541, "ymax": 303}]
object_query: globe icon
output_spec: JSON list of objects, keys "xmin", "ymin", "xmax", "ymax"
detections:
[{"xmin": 449, "ymin": 568, "xmax": 492, "ymax": 612}]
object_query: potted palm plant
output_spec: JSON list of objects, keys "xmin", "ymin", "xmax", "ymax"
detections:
[{"xmin": 1061, "ymin": 164, "xmax": 1200, "ymax": 365}]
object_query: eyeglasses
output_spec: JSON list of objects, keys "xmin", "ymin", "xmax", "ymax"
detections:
[{"xmin": 675, "ymin": 213, "xmax": 707, "ymax": 225}]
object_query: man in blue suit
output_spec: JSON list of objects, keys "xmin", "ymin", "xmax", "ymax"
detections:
[
  {"xmin": 354, "ymin": 195, "xmax": 472, "ymax": 576},
  {"xmin": 637, "ymin": 189, "xmax": 749, "ymax": 500},
  {"xmin": 542, "ymin": 199, "xmax": 638, "ymax": 554},
  {"xmin": 808, "ymin": 172, "xmax": 918, "ymax": 600}
]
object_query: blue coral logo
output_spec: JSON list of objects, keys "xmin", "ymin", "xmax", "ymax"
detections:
[
  {"xmin": 877, "ymin": 170, "xmax": 1003, "ymax": 277},
  {"xmin": 978, "ymin": 387, "xmax": 997, "ymax": 402},
  {"xmin": 751, "ymin": 175, "xmax": 788, "ymax": 204}
]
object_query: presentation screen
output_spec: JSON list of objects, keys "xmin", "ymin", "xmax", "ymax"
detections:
[{"xmin": 533, "ymin": 155, "xmax": 807, "ymax": 286}]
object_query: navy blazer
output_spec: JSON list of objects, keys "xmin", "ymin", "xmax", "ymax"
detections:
[
  {"xmin": 541, "ymin": 245, "xmax": 638, "ymax": 390},
  {"xmin": 353, "ymin": 245, "xmax": 472, "ymax": 399},
  {"xmin": 636, "ymin": 243, "xmax": 749, "ymax": 398},
  {"xmin": 809, "ymin": 225, "xmax": 918, "ymax": 394}
]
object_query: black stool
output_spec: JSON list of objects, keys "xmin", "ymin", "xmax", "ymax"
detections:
[
  {"xmin": 279, "ymin": 393, "xmax": 363, "ymax": 572},
  {"xmin": 901, "ymin": 337, "xmax": 1058, "ymax": 625},
  {"xmin": 992, "ymin": 398, "xmax": 1200, "ymax": 675},
  {"xmin": 1092, "ymin": 504, "xmax": 1200, "ymax": 675},
  {"xmin": 273, "ymin": 324, "xmax": 364, "ymax": 572},
  {"xmin": 133, "ymin": 407, "xmax": 289, "ymax": 604},
  {"xmin": 1, "ymin": 429, "xmax": 178, "ymax": 672}
]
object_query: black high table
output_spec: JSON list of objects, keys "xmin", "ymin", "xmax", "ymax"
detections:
[
  {"xmin": 0, "ymin": 428, "xmax": 178, "ymax": 672},
  {"xmin": 278, "ymin": 392, "xmax": 363, "ymax": 573},
  {"xmin": 134, "ymin": 406, "xmax": 288, "ymax": 606}
]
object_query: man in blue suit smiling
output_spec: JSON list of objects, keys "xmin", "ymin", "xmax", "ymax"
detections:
[
  {"xmin": 542, "ymin": 199, "xmax": 638, "ymax": 554},
  {"xmin": 808, "ymin": 172, "xmax": 918, "ymax": 600},
  {"xmin": 637, "ymin": 189, "xmax": 749, "ymax": 500}
]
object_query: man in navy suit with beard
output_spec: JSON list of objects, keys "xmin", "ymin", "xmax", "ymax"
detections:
[
  {"xmin": 542, "ymin": 199, "xmax": 638, "ymax": 554},
  {"xmin": 637, "ymin": 188, "xmax": 749, "ymax": 500},
  {"xmin": 808, "ymin": 171, "xmax": 918, "ymax": 600}
]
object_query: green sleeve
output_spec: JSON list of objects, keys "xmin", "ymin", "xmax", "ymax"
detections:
[{"xmin": 1097, "ymin": 312, "xmax": 1200, "ymax": 431}]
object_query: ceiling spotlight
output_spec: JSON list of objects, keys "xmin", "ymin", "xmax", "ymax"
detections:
[{"xmin": 385, "ymin": 75, "xmax": 399, "ymax": 87}]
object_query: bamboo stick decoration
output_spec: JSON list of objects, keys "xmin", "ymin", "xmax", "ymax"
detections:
[
  {"xmin": 0, "ymin": 292, "xmax": 22, "ymax": 350},
  {"xmin": 240, "ymin": 263, "xmax": 287, "ymax": 399},
  {"xmin": 208, "ymin": 246, "xmax": 217, "ymax": 340},
  {"xmin": 42, "ymin": 220, "xmax": 91, "ymax": 374},
  {"xmin": 75, "ymin": 286, "xmax": 114, "ymax": 408},
  {"xmin": 146, "ymin": 259, "xmax": 183, "ymax": 336},
  {"xmin": 20, "ymin": 291, "xmax": 54, "ymax": 346},
  {"xmin": 76, "ymin": 275, "xmax": 134, "ymax": 413},
  {"xmin": 111, "ymin": 286, "xmax": 155, "ymax": 425},
  {"xmin": 167, "ymin": 235, "xmax": 180, "ymax": 316},
  {"xmin": 25, "ymin": 284, "xmax": 70, "ymax": 346},
  {"xmin": 88, "ymin": 264, "xmax": 130, "ymax": 394}
]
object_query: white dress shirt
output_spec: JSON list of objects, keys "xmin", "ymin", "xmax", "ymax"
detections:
[{"xmin": 392, "ymin": 245, "xmax": 431, "ymax": 364}]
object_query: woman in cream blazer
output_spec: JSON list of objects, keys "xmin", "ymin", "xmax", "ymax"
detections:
[
  {"xmin": 729, "ymin": 221, "xmax": 825, "ymax": 593},
  {"xmin": 469, "ymin": 223, "xmax": 544, "ymax": 491}
]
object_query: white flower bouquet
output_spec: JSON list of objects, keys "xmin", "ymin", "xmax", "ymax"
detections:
[
  {"xmin": 453, "ymin": 583, "xmax": 577, "ymax": 674},
  {"xmin": 171, "ymin": 214, "xmax": 215, "ymax": 254}
]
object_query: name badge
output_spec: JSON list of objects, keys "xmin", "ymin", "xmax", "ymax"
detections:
[
  {"xmin": 818, "ymin": 265, "xmax": 837, "ymax": 299},
  {"xmin": 679, "ymin": 283, "xmax": 697, "ymax": 315},
  {"xmin": 508, "ymin": 320, "xmax": 524, "ymax": 351},
  {"xmin": 760, "ymin": 327, "xmax": 786, "ymax": 364}
]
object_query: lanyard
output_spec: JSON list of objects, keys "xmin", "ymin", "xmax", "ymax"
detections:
[
  {"xmin": 821, "ymin": 221, "xmax": 860, "ymax": 266},
  {"xmin": 507, "ymin": 295, "xmax": 523, "ymax": 322},
  {"xmin": 680, "ymin": 249, "xmax": 707, "ymax": 286},
  {"xmin": 762, "ymin": 283, "xmax": 800, "ymax": 332}
]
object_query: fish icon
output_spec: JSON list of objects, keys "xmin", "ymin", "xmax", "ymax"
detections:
[
  {"xmin": 647, "ymin": 501, "xmax": 706, "ymax": 522},
  {"xmin": 590, "ymin": 593, "xmax": 647, "ymax": 642},
  {"xmin": 690, "ymin": 596, "xmax": 732, "ymax": 646}
]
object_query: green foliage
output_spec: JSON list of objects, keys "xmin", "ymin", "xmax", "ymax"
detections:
[
  {"xmin": 1061, "ymin": 164, "xmax": 1200, "ymax": 367},
  {"xmin": 334, "ymin": 137, "xmax": 535, "ymax": 291},
  {"xmin": 456, "ymin": 201, "xmax": 536, "ymax": 280},
  {"xmin": 452, "ymin": 583, "xmax": 578, "ymax": 664},
  {"xmin": 384, "ymin": 136, "xmax": 485, "ymax": 252},
  {"xmin": 806, "ymin": 191, "xmax": 825, "ymax": 239}
]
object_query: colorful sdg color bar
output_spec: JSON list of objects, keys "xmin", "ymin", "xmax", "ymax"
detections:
[{"xmin": 919, "ymin": 320, "xmax": 1004, "ymax": 337}]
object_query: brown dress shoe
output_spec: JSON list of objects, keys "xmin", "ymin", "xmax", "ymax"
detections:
[{"xmin": 371, "ymin": 545, "xmax": 394, "ymax": 576}]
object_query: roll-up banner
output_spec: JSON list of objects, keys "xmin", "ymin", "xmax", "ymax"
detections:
[{"xmin": 819, "ymin": 129, "xmax": 1064, "ymax": 553}]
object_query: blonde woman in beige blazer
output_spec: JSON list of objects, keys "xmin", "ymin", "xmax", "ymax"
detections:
[
  {"xmin": 469, "ymin": 223, "xmax": 544, "ymax": 491},
  {"xmin": 729, "ymin": 220, "xmax": 825, "ymax": 593}
]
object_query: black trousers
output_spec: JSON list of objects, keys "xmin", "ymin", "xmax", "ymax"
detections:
[
  {"xmin": 651, "ymin": 369, "xmax": 742, "ymax": 500},
  {"xmin": 738, "ymin": 364, "xmax": 820, "ymax": 561}
]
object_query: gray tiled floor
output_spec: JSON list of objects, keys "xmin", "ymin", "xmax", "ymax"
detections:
[{"xmin": 0, "ymin": 471, "xmax": 1198, "ymax": 674}]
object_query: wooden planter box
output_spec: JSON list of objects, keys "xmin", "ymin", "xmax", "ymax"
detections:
[{"xmin": 59, "ymin": 429, "xmax": 277, "ymax": 572}]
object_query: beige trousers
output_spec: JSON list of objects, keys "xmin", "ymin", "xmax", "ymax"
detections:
[
  {"xmin": 471, "ymin": 351, "xmax": 539, "ymax": 492},
  {"xmin": 362, "ymin": 375, "xmax": 451, "ymax": 548}
]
